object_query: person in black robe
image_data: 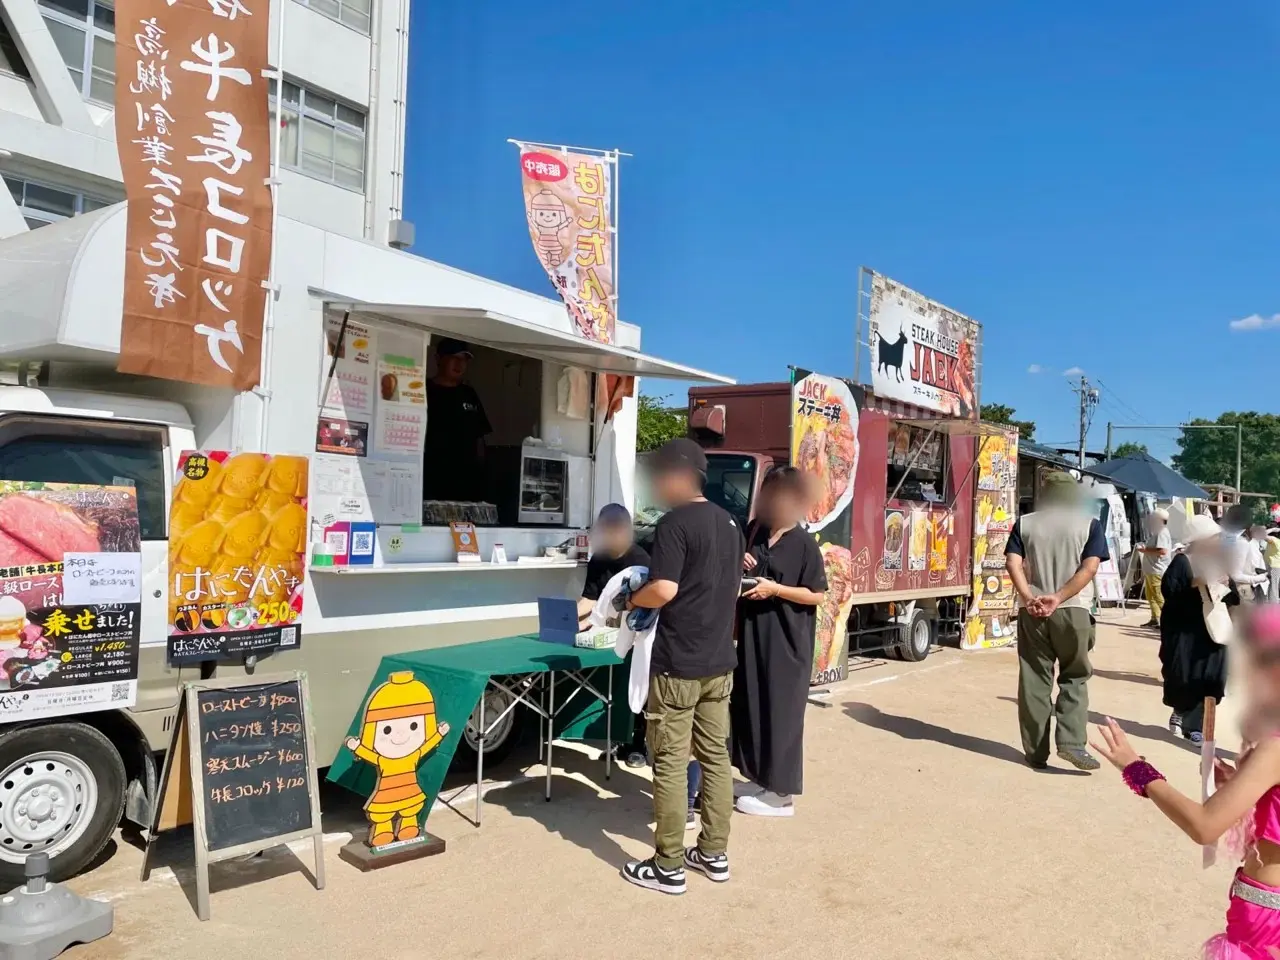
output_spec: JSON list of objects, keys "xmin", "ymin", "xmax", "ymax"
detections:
[
  {"xmin": 1159, "ymin": 516, "xmax": 1234, "ymax": 742},
  {"xmin": 731, "ymin": 467, "xmax": 827, "ymax": 817}
]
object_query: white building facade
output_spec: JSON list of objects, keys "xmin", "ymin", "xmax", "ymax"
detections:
[{"xmin": 0, "ymin": 0, "xmax": 411, "ymax": 244}]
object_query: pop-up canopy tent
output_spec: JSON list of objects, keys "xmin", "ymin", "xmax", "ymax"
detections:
[{"xmin": 1090, "ymin": 451, "xmax": 1208, "ymax": 500}]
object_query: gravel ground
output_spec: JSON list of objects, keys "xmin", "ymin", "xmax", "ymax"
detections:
[{"xmin": 65, "ymin": 610, "xmax": 1229, "ymax": 959}]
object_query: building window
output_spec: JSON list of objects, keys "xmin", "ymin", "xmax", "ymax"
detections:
[
  {"xmin": 3, "ymin": 174, "xmax": 116, "ymax": 230},
  {"xmin": 0, "ymin": 16, "xmax": 33, "ymax": 80},
  {"xmin": 38, "ymin": 0, "xmax": 115, "ymax": 103},
  {"xmin": 296, "ymin": 0, "xmax": 370, "ymax": 35},
  {"xmin": 270, "ymin": 79, "xmax": 366, "ymax": 191}
]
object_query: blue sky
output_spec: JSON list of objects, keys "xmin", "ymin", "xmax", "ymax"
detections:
[{"xmin": 403, "ymin": 1, "xmax": 1279, "ymax": 462}]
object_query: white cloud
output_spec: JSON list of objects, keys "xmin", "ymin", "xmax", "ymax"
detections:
[
  {"xmin": 1027, "ymin": 364, "xmax": 1043, "ymax": 374},
  {"xmin": 1229, "ymin": 313, "xmax": 1280, "ymax": 332},
  {"xmin": 1063, "ymin": 366, "xmax": 1085, "ymax": 376}
]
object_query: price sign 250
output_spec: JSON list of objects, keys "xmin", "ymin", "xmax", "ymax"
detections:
[{"xmin": 255, "ymin": 602, "xmax": 296, "ymax": 626}]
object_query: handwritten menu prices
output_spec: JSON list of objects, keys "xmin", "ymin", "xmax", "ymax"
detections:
[
  {"xmin": 374, "ymin": 406, "xmax": 425, "ymax": 456},
  {"xmin": 196, "ymin": 680, "xmax": 312, "ymax": 851}
]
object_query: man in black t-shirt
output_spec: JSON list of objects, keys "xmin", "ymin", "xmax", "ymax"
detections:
[
  {"xmin": 423, "ymin": 339, "xmax": 491, "ymax": 501},
  {"xmin": 621, "ymin": 438, "xmax": 743, "ymax": 896},
  {"xmin": 577, "ymin": 503, "xmax": 649, "ymax": 625},
  {"xmin": 577, "ymin": 503, "xmax": 651, "ymax": 768}
]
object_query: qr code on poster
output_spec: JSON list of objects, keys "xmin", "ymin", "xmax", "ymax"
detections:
[
  {"xmin": 279, "ymin": 626, "xmax": 298, "ymax": 648},
  {"xmin": 110, "ymin": 683, "xmax": 131, "ymax": 702},
  {"xmin": 352, "ymin": 531, "xmax": 373, "ymax": 554}
]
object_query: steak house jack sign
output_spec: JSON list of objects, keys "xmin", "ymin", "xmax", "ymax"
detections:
[{"xmin": 868, "ymin": 271, "xmax": 979, "ymax": 418}]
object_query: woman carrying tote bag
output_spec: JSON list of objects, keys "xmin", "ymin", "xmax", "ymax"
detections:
[{"xmin": 1160, "ymin": 514, "xmax": 1237, "ymax": 744}]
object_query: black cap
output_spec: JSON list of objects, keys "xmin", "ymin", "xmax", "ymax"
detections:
[
  {"xmin": 651, "ymin": 437, "xmax": 707, "ymax": 477},
  {"xmin": 436, "ymin": 337, "xmax": 473, "ymax": 358}
]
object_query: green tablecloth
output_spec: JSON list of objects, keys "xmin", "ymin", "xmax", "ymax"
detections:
[{"xmin": 326, "ymin": 634, "xmax": 627, "ymax": 810}]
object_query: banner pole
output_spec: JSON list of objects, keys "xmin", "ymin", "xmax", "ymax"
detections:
[
  {"xmin": 254, "ymin": 0, "xmax": 287, "ymax": 451},
  {"xmin": 612, "ymin": 149, "xmax": 620, "ymax": 327}
]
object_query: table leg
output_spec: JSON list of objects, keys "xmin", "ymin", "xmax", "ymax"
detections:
[
  {"xmin": 546, "ymin": 672, "xmax": 554, "ymax": 802},
  {"xmin": 538, "ymin": 674, "xmax": 546, "ymax": 764},
  {"xmin": 605, "ymin": 667, "xmax": 613, "ymax": 781},
  {"xmin": 476, "ymin": 690, "xmax": 485, "ymax": 827}
]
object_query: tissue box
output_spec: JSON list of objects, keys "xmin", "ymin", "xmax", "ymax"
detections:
[{"xmin": 573, "ymin": 627, "xmax": 618, "ymax": 650}]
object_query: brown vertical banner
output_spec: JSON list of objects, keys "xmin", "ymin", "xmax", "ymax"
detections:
[{"xmin": 113, "ymin": 0, "xmax": 273, "ymax": 390}]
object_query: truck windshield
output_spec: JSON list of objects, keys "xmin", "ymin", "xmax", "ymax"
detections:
[{"xmin": 634, "ymin": 453, "xmax": 757, "ymax": 537}]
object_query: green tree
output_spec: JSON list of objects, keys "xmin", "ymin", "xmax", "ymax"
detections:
[
  {"xmin": 1172, "ymin": 412, "xmax": 1280, "ymax": 498},
  {"xmin": 1112, "ymin": 441, "xmax": 1149, "ymax": 458},
  {"xmin": 980, "ymin": 403, "xmax": 1036, "ymax": 441},
  {"xmin": 636, "ymin": 394, "xmax": 688, "ymax": 452}
]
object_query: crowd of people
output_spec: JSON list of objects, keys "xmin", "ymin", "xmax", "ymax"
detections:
[{"xmin": 577, "ymin": 442, "xmax": 1280, "ymax": 954}]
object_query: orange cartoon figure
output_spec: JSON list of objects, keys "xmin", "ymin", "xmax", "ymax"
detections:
[
  {"xmin": 345, "ymin": 671, "xmax": 450, "ymax": 848},
  {"xmin": 528, "ymin": 190, "xmax": 570, "ymax": 268}
]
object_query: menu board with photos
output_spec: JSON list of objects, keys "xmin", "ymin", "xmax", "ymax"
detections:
[
  {"xmin": 963, "ymin": 428, "xmax": 1020, "ymax": 650},
  {"xmin": 0, "ymin": 481, "xmax": 143, "ymax": 720},
  {"xmin": 315, "ymin": 316, "xmax": 427, "ymax": 550}
]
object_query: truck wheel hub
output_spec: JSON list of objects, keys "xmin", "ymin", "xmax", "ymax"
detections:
[{"xmin": 0, "ymin": 752, "xmax": 96, "ymax": 860}]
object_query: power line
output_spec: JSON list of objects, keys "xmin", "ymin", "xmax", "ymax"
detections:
[{"xmin": 1094, "ymin": 378, "xmax": 1148, "ymax": 423}]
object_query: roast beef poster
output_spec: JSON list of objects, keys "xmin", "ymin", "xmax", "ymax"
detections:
[{"xmin": 0, "ymin": 482, "xmax": 142, "ymax": 720}]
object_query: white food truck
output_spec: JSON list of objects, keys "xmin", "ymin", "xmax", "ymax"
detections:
[{"xmin": 0, "ymin": 205, "xmax": 730, "ymax": 883}]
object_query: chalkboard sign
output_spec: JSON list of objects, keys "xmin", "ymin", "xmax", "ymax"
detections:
[
  {"xmin": 195, "ymin": 680, "xmax": 313, "ymax": 850},
  {"xmin": 140, "ymin": 672, "xmax": 325, "ymax": 921}
]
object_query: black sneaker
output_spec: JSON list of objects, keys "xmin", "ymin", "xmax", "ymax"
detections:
[
  {"xmin": 1025, "ymin": 755, "xmax": 1048, "ymax": 770},
  {"xmin": 684, "ymin": 846, "xmax": 730, "ymax": 883},
  {"xmin": 1056, "ymin": 747, "xmax": 1101, "ymax": 771},
  {"xmin": 621, "ymin": 857, "xmax": 686, "ymax": 895}
]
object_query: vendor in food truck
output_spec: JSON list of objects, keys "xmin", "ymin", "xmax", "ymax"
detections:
[{"xmin": 422, "ymin": 338, "xmax": 492, "ymax": 501}]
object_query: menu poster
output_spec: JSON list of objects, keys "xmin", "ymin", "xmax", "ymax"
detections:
[
  {"xmin": 963, "ymin": 427, "xmax": 1019, "ymax": 650},
  {"xmin": 141, "ymin": 674, "xmax": 324, "ymax": 921},
  {"xmin": 377, "ymin": 358, "xmax": 426, "ymax": 407},
  {"xmin": 375, "ymin": 406, "xmax": 425, "ymax": 457},
  {"xmin": 321, "ymin": 316, "xmax": 376, "ymax": 419},
  {"xmin": 167, "ymin": 452, "xmax": 308, "ymax": 666},
  {"xmin": 0, "ymin": 481, "xmax": 143, "ymax": 719}
]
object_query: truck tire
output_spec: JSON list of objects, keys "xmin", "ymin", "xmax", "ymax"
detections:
[
  {"xmin": 897, "ymin": 609, "xmax": 933, "ymax": 663},
  {"xmin": 452, "ymin": 687, "xmax": 522, "ymax": 769},
  {"xmin": 0, "ymin": 722, "xmax": 125, "ymax": 887}
]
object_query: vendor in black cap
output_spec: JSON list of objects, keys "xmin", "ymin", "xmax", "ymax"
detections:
[{"xmin": 423, "ymin": 338, "xmax": 492, "ymax": 501}]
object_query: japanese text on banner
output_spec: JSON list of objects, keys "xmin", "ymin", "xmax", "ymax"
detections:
[
  {"xmin": 113, "ymin": 0, "xmax": 274, "ymax": 389},
  {"xmin": 515, "ymin": 146, "xmax": 616, "ymax": 344}
]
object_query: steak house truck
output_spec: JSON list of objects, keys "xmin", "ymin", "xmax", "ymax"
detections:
[{"xmin": 685, "ymin": 369, "xmax": 1005, "ymax": 683}]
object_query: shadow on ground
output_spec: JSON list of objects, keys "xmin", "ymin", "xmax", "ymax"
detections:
[
  {"xmin": 843, "ymin": 701, "xmax": 1086, "ymax": 775},
  {"xmin": 1093, "ymin": 668, "xmax": 1162, "ymax": 688},
  {"xmin": 484, "ymin": 748, "xmax": 656, "ymax": 870}
]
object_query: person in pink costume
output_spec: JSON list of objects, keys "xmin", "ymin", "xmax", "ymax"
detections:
[{"xmin": 1094, "ymin": 605, "xmax": 1280, "ymax": 959}]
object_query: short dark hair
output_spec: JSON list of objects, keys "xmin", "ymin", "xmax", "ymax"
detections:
[
  {"xmin": 595, "ymin": 503, "xmax": 631, "ymax": 528},
  {"xmin": 762, "ymin": 465, "xmax": 807, "ymax": 498}
]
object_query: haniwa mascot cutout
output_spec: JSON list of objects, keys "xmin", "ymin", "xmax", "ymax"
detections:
[{"xmin": 345, "ymin": 671, "xmax": 450, "ymax": 847}]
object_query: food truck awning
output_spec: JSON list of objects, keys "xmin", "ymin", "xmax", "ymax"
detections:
[
  {"xmin": 893, "ymin": 417, "xmax": 1018, "ymax": 438},
  {"xmin": 321, "ymin": 302, "xmax": 735, "ymax": 384}
]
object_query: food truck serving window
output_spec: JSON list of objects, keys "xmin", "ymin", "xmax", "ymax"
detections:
[
  {"xmin": 886, "ymin": 421, "xmax": 948, "ymax": 504},
  {"xmin": 317, "ymin": 313, "xmax": 596, "ymax": 531}
]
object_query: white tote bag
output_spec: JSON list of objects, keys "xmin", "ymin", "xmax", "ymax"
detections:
[{"xmin": 1201, "ymin": 582, "xmax": 1234, "ymax": 646}]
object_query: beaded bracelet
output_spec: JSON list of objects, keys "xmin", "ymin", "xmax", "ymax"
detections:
[{"xmin": 1122, "ymin": 759, "xmax": 1165, "ymax": 797}]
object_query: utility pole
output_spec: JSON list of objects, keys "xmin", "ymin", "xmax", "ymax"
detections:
[{"xmin": 1071, "ymin": 375, "xmax": 1099, "ymax": 467}]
